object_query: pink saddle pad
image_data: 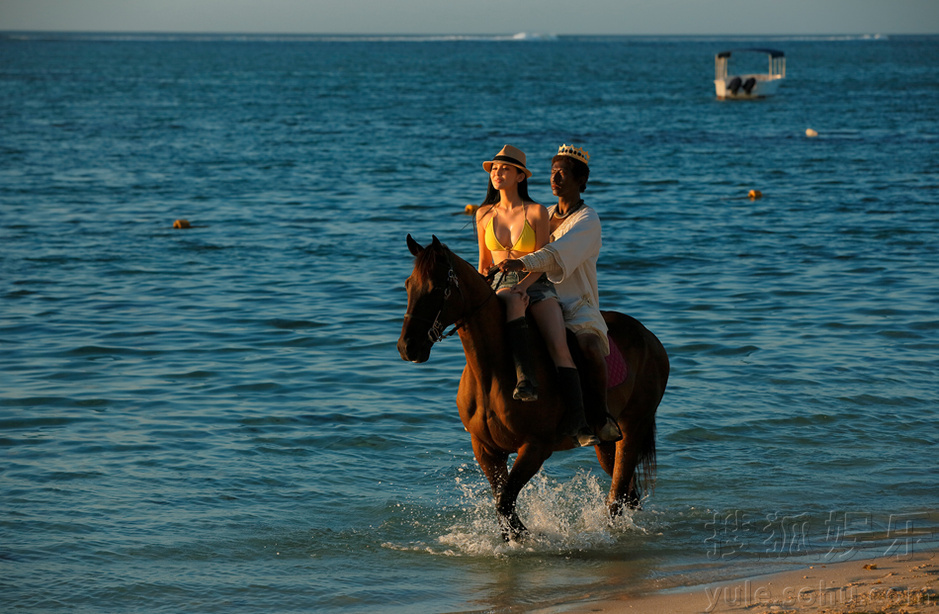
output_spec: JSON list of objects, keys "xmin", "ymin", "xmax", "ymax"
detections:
[{"xmin": 606, "ymin": 335, "xmax": 628, "ymax": 389}]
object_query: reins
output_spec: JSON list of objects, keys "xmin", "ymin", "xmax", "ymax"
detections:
[{"xmin": 405, "ymin": 250, "xmax": 498, "ymax": 344}]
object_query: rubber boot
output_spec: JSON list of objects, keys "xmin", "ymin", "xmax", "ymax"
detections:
[
  {"xmin": 556, "ymin": 367, "xmax": 601, "ymax": 447},
  {"xmin": 505, "ymin": 318, "xmax": 538, "ymax": 402},
  {"xmin": 583, "ymin": 373, "xmax": 622, "ymax": 442}
]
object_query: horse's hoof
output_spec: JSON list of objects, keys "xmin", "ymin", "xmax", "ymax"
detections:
[
  {"xmin": 513, "ymin": 381, "xmax": 538, "ymax": 402},
  {"xmin": 499, "ymin": 520, "xmax": 530, "ymax": 542},
  {"xmin": 609, "ymin": 492, "xmax": 642, "ymax": 517},
  {"xmin": 505, "ymin": 527, "xmax": 530, "ymax": 542}
]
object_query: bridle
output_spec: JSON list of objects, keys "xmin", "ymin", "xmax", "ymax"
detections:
[{"xmin": 404, "ymin": 252, "xmax": 497, "ymax": 344}]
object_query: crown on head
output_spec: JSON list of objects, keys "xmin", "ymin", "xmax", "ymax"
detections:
[{"xmin": 556, "ymin": 144, "xmax": 590, "ymax": 166}]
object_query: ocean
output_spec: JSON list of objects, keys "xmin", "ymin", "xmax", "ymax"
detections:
[{"xmin": 1, "ymin": 31, "xmax": 937, "ymax": 612}]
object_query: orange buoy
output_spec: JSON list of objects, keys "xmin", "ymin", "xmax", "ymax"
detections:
[
  {"xmin": 173, "ymin": 219, "xmax": 191, "ymax": 229},
  {"xmin": 748, "ymin": 190, "xmax": 763, "ymax": 200},
  {"xmin": 805, "ymin": 128, "xmax": 819, "ymax": 137},
  {"xmin": 464, "ymin": 204, "xmax": 478, "ymax": 215}
]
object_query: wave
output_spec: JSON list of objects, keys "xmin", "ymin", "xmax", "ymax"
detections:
[
  {"xmin": 511, "ymin": 32, "xmax": 559, "ymax": 41},
  {"xmin": 3, "ymin": 31, "xmax": 900, "ymax": 45},
  {"xmin": 0, "ymin": 31, "xmax": 559, "ymax": 43}
]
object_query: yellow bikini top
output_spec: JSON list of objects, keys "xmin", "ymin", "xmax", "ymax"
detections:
[{"xmin": 484, "ymin": 216, "xmax": 536, "ymax": 254}]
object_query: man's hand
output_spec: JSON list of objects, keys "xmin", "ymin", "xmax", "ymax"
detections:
[{"xmin": 498, "ymin": 259, "xmax": 525, "ymax": 273}]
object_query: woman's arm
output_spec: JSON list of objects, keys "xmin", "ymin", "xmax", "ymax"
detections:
[
  {"xmin": 475, "ymin": 206, "xmax": 494, "ymax": 275},
  {"xmin": 531, "ymin": 203, "xmax": 550, "ymax": 251}
]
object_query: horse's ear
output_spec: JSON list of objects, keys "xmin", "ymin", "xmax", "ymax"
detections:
[
  {"xmin": 431, "ymin": 235, "xmax": 441, "ymax": 248},
  {"xmin": 406, "ymin": 234, "xmax": 423, "ymax": 257}
]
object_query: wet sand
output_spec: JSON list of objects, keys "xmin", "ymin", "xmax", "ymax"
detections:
[{"xmin": 537, "ymin": 550, "xmax": 937, "ymax": 613}]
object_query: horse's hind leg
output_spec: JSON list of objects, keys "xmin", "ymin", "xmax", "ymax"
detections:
[
  {"xmin": 606, "ymin": 387, "xmax": 659, "ymax": 516},
  {"xmin": 607, "ymin": 438, "xmax": 643, "ymax": 517}
]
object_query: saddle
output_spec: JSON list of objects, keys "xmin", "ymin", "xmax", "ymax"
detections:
[
  {"xmin": 605, "ymin": 334, "xmax": 629, "ymax": 389},
  {"xmin": 564, "ymin": 329, "xmax": 628, "ymax": 389}
]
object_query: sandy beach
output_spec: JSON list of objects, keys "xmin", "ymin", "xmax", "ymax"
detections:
[{"xmin": 538, "ymin": 550, "xmax": 937, "ymax": 614}]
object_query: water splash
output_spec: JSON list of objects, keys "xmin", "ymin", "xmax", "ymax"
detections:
[{"xmin": 429, "ymin": 469, "xmax": 649, "ymax": 557}]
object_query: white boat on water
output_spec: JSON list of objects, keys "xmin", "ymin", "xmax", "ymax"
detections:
[{"xmin": 714, "ymin": 48, "xmax": 786, "ymax": 99}]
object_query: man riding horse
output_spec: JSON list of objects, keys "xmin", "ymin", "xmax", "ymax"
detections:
[
  {"xmin": 398, "ymin": 145, "xmax": 669, "ymax": 540},
  {"xmin": 499, "ymin": 144, "xmax": 620, "ymax": 443}
]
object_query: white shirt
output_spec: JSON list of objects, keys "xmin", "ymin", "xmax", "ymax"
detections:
[{"xmin": 519, "ymin": 203, "xmax": 609, "ymax": 352}]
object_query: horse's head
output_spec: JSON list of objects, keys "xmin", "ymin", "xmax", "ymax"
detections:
[{"xmin": 397, "ymin": 235, "xmax": 465, "ymax": 363}]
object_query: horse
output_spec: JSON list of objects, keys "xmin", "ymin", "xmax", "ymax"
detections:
[{"xmin": 397, "ymin": 235, "xmax": 669, "ymax": 541}]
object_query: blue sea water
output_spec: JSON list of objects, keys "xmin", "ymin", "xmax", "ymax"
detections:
[{"xmin": 1, "ymin": 32, "xmax": 937, "ymax": 612}]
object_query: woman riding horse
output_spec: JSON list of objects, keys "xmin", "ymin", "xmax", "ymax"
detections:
[
  {"xmin": 474, "ymin": 144, "xmax": 598, "ymax": 447},
  {"xmin": 398, "ymin": 235, "xmax": 669, "ymax": 541}
]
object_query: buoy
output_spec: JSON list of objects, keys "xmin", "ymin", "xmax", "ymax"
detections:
[
  {"xmin": 464, "ymin": 204, "xmax": 478, "ymax": 216},
  {"xmin": 173, "ymin": 219, "xmax": 191, "ymax": 229},
  {"xmin": 748, "ymin": 190, "xmax": 763, "ymax": 200},
  {"xmin": 805, "ymin": 128, "xmax": 819, "ymax": 137}
]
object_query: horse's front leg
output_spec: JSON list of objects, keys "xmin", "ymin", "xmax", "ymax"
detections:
[
  {"xmin": 471, "ymin": 438, "xmax": 550, "ymax": 541},
  {"xmin": 470, "ymin": 437, "xmax": 517, "ymax": 540},
  {"xmin": 496, "ymin": 443, "xmax": 552, "ymax": 541}
]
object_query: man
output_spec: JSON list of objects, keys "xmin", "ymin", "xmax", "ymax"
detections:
[{"xmin": 499, "ymin": 144, "xmax": 621, "ymax": 442}]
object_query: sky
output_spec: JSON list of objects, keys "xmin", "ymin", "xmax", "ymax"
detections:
[{"xmin": 1, "ymin": 0, "xmax": 937, "ymax": 35}]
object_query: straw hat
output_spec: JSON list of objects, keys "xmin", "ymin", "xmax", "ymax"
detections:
[{"xmin": 483, "ymin": 144, "xmax": 532, "ymax": 178}]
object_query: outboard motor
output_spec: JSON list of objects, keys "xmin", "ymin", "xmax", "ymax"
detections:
[
  {"xmin": 742, "ymin": 77, "xmax": 757, "ymax": 94},
  {"xmin": 727, "ymin": 76, "xmax": 742, "ymax": 95}
]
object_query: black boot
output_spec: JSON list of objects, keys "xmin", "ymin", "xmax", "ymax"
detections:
[
  {"xmin": 505, "ymin": 318, "xmax": 538, "ymax": 402},
  {"xmin": 579, "ymin": 354, "xmax": 622, "ymax": 443},
  {"xmin": 583, "ymin": 378, "xmax": 622, "ymax": 442},
  {"xmin": 556, "ymin": 367, "xmax": 600, "ymax": 447}
]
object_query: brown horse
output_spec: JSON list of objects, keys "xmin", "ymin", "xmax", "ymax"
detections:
[{"xmin": 397, "ymin": 235, "xmax": 669, "ymax": 541}]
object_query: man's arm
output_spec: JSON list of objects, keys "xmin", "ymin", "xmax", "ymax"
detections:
[
  {"xmin": 500, "ymin": 208, "xmax": 599, "ymax": 282},
  {"xmin": 540, "ymin": 208, "xmax": 601, "ymax": 279},
  {"xmin": 498, "ymin": 247, "xmax": 562, "ymax": 277}
]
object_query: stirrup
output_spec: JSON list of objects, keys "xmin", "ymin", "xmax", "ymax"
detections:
[{"xmin": 513, "ymin": 380, "xmax": 538, "ymax": 402}]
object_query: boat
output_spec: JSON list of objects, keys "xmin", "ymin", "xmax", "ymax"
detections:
[{"xmin": 714, "ymin": 48, "xmax": 786, "ymax": 99}]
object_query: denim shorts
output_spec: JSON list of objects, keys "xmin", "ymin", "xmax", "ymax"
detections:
[{"xmin": 490, "ymin": 271, "xmax": 558, "ymax": 304}]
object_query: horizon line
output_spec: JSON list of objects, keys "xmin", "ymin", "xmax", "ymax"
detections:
[{"xmin": 4, "ymin": 30, "xmax": 931, "ymax": 37}]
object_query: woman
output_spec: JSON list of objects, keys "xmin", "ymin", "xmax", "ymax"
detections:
[{"xmin": 475, "ymin": 145, "xmax": 599, "ymax": 447}]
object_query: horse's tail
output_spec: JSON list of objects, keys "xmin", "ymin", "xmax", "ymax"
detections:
[
  {"xmin": 635, "ymin": 323, "xmax": 668, "ymax": 498},
  {"xmin": 603, "ymin": 310, "xmax": 669, "ymax": 501},
  {"xmin": 635, "ymin": 417, "xmax": 657, "ymax": 498}
]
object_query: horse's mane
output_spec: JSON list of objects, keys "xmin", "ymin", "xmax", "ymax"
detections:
[
  {"xmin": 413, "ymin": 240, "xmax": 450, "ymax": 283},
  {"xmin": 414, "ymin": 239, "xmax": 481, "ymax": 282},
  {"xmin": 412, "ymin": 239, "xmax": 497, "ymax": 312}
]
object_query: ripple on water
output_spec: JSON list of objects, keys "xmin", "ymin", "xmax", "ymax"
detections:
[{"xmin": 2, "ymin": 34, "xmax": 938, "ymax": 614}]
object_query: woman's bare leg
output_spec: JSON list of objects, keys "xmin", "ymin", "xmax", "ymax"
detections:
[{"xmin": 529, "ymin": 298, "xmax": 574, "ymax": 369}]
